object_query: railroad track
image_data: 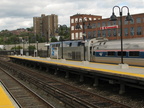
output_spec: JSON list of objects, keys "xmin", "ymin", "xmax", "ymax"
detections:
[
  {"xmin": 0, "ymin": 64, "xmax": 54, "ymax": 108},
  {"xmin": 0, "ymin": 58, "xmax": 130, "ymax": 108}
]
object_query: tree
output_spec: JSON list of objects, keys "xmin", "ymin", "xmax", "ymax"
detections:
[
  {"xmin": 57, "ymin": 26, "xmax": 70, "ymax": 41},
  {"xmin": 51, "ymin": 37, "xmax": 58, "ymax": 42},
  {"xmin": 28, "ymin": 45, "xmax": 36, "ymax": 50},
  {"xmin": 11, "ymin": 45, "xmax": 22, "ymax": 50}
]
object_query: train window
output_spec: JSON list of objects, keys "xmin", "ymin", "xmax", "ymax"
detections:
[
  {"xmin": 108, "ymin": 51, "xmax": 115, "ymax": 56},
  {"xmin": 129, "ymin": 51, "xmax": 139, "ymax": 56},
  {"xmin": 118, "ymin": 51, "xmax": 126, "ymax": 56}
]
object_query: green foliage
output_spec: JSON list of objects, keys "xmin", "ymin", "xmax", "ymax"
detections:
[
  {"xmin": 51, "ymin": 37, "xmax": 58, "ymax": 42},
  {"xmin": 11, "ymin": 45, "xmax": 23, "ymax": 50},
  {"xmin": 28, "ymin": 45, "xmax": 36, "ymax": 50},
  {"xmin": 57, "ymin": 26, "xmax": 70, "ymax": 41},
  {"xmin": 0, "ymin": 26, "xmax": 70, "ymax": 45}
]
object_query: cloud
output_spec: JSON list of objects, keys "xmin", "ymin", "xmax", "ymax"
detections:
[{"xmin": 0, "ymin": 0, "xmax": 143, "ymax": 31}]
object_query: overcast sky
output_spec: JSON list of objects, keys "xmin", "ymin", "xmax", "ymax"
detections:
[{"xmin": 0, "ymin": 0, "xmax": 143, "ymax": 31}]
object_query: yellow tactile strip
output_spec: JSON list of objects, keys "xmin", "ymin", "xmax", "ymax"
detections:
[
  {"xmin": 0, "ymin": 86, "xmax": 14, "ymax": 108},
  {"xmin": 9, "ymin": 56, "xmax": 144, "ymax": 79}
]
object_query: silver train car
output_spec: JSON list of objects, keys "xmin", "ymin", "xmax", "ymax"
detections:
[
  {"xmin": 46, "ymin": 38, "xmax": 107, "ymax": 61},
  {"xmin": 94, "ymin": 37, "xmax": 144, "ymax": 58}
]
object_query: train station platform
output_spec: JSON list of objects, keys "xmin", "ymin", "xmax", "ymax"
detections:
[
  {"xmin": 0, "ymin": 82, "xmax": 19, "ymax": 108},
  {"xmin": 10, "ymin": 55, "xmax": 144, "ymax": 79},
  {"xmin": 9, "ymin": 55, "xmax": 144, "ymax": 94}
]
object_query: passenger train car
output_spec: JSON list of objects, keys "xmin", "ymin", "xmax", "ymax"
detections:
[{"xmin": 94, "ymin": 37, "xmax": 144, "ymax": 58}]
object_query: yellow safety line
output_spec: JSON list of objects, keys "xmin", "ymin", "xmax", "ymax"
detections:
[
  {"xmin": 0, "ymin": 86, "xmax": 15, "ymax": 108},
  {"xmin": 9, "ymin": 56, "xmax": 144, "ymax": 78}
]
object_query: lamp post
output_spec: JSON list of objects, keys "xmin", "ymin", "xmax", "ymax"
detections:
[
  {"xmin": 75, "ymin": 17, "xmax": 92, "ymax": 61},
  {"xmin": 110, "ymin": 6, "xmax": 133, "ymax": 64}
]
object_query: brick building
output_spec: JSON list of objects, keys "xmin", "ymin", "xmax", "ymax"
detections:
[
  {"xmin": 70, "ymin": 13, "xmax": 144, "ymax": 40},
  {"xmin": 33, "ymin": 14, "xmax": 58, "ymax": 41}
]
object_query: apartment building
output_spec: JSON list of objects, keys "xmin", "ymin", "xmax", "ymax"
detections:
[
  {"xmin": 70, "ymin": 13, "xmax": 144, "ymax": 40},
  {"xmin": 33, "ymin": 14, "xmax": 58, "ymax": 41}
]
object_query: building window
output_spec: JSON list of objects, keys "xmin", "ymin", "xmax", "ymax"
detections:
[
  {"xmin": 102, "ymin": 22, "xmax": 106, "ymax": 26},
  {"xmin": 71, "ymin": 19, "xmax": 74, "ymax": 23},
  {"xmin": 97, "ymin": 30, "xmax": 101, "ymax": 37},
  {"xmin": 124, "ymin": 20, "xmax": 128, "ymax": 25},
  {"xmin": 75, "ymin": 18, "xmax": 78, "ymax": 23},
  {"xmin": 113, "ymin": 29, "xmax": 117, "ymax": 37},
  {"xmin": 84, "ymin": 24, "xmax": 87, "ymax": 29},
  {"xmin": 97, "ymin": 23, "xmax": 101, "ymax": 27},
  {"xmin": 88, "ymin": 32, "xmax": 92, "ymax": 39},
  {"xmin": 136, "ymin": 17, "xmax": 141, "ymax": 23},
  {"xmin": 92, "ymin": 23, "xmax": 96, "ymax": 28},
  {"xmin": 118, "ymin": 21, "xmax": 121, "ymax": 25},
  {"xmin": 112, "ymin": 21, "xmax": 116, "ymax": 25},
  {"xmin": 137, "ymin": 26, "xmax": 142, "ymax": 35},
  {"xmin": 102, "ymin": 30, "xmax": 106, "ymax": 37},
  {"xmin": 118, "ymin": 29, "xmax": 121, "ymax": 36},
  {"xmin": 89, "ymin": 18, "xmax": 92, "ymax": 20},
  {"xmin": 130, "ymin": 18, "xmax": 134, "ymax": 24},
  {"xmin": 75, "ymin": 33, "xmax": 78, "ymax": 39},
  {"xmin": 107, "ymin": 21, "xmax": 111, "ymax": 26},
  {"xmin": 124, "ymin": 28, "xmax": 128, "ymax": 36},
  {"xmin": 80, "ymin": 32, "xmax": 82, "ymax": 38},
  {"xmin": 71, "ymin": 26, "xmax": 74, "ymax": 30},
  {"xmin": 93, "ymin": 31, "xmax": 96, "ymax": 38},
  {"xmin": 71, "ymin": 33, "xmax": 74, "ymax": 40},
  {"xmin": 107, "ymin": 29, "xmax": 111, "ymax": 37},
  {"xmin": 130, "ymin": 27, "xmax": 134, "ymax": 36}
]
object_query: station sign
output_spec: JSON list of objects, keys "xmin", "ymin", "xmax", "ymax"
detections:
[{"xmin": 100, "ymin": 25, "xmax": 118, "ymax": 30}]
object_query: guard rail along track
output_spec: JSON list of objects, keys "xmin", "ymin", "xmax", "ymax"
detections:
[
  {"xmin": 0, "ymin": 58, "xmax": 130, "ymax": 108},
  {"xmin": 0, "ymin": 64, "xmax": 54, "ymax": 108}
]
